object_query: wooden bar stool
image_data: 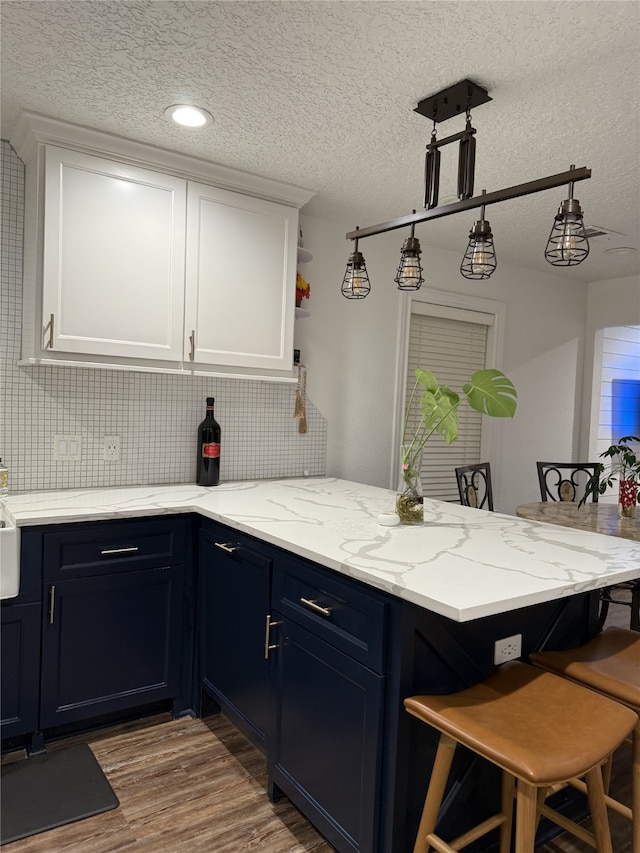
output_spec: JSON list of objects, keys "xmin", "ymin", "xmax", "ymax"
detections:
[
  {"xmin": 404, "ymin": 661, "xmax": 637, "ymax": 853},
  {"xmin": 530, "ymin": 626, "xmax": 640, "ymax": 852}
]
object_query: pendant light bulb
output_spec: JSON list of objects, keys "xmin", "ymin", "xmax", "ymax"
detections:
[
  {"xmin": 395, "ymin": 217, "xmax": 424, "ymax": 291},
  {"xmin": 545, "ymin": 166, "xmax": 590, "ymax": 267},
  {"xmin": 460, "ymin": 196, "xmax": 497, "ymax": 280},
  {"xmin": 471, "ymin": 242, "xmax": 491, "ymax": 275},
  {"xmin": 341, "ymin": 229, "xmax": 371, "ymax": 299}
]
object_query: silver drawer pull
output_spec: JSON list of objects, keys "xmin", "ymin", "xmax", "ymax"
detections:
[
  {"xmin": 264, "ymin": 614, "xmax": 280, "ymax": 660},
  {"xmin": 300, "ymin": 597, "xmax": 332, "ymax": 618},
  {"xmin": 214, "ymin": 542, "xmax": 238, "ymax": 554},
  {"xmin": 100, "ymin": 546, "xmax": 139, "ymax": 556}
]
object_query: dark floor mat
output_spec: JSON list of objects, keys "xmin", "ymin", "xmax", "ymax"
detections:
[{"xmin": 1, "ymin": 743, "xmax": 119, "ymax": 844}]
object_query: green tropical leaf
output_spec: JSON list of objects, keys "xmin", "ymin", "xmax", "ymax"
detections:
[
  {"xmin": 414, "ymin": 368, "xmax": 438, "ymax": 393},
  {"xmin": 462, "ymin": 369, "xmax": 518, "ymax": 417},
  {"xmin": 420, "ymin": 387, "xmax": 460, "ymax": 444},
  {"xmin": 400, "ymin": 366, "xmax": 518, "ymax": 457}
]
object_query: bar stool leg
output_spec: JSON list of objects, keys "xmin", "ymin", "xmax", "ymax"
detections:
[
  {"xmin": 515, "ymin": 781, "xmax": 538, "ymax": 852},
  {"xmin": 499, "ymin": 771, "xmax": 515, "ymax": 853},
  {"xmin": 413, "ymin": 733, "xmax": 457, "ymax": 853},
  {"xmin": 633, "ymin": 722, "xmax": 639, "ymax": 853},
  {"xmin": 584, "ymin": 765, "xmax": 614, "ymax": 853},
  {"xmin": 601, "ymin": 754, "xmax": 613, "ymax": 794}
]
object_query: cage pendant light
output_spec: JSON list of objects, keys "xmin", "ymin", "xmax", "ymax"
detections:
[
  {"xmin": 460, "ymin": 193, "xmax": 496, "ymax": 279},
  {"xmin": 340, "ymin": 80, "xmax": 592, "ymax": 297},
  {"xmin": 544, "ymin": 166, "xmax": 590, "ymax": 266},
  {"xmin": 394, "ymin": 215, "xmax": 424, "ymax": 290},
  {"xmin": 341, "ymin": 228, "xmax": 371, "ymax": 299}
]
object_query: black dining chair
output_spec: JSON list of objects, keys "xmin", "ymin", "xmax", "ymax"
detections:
[
  {"xmin": 536, "ymin": 462, "xmax": 599, "ymax": 503},
  {"xmin": 537, "ymin": 461, "xmax": 639, "ymax": 632},
  {"xmin": 455, "ymin": 463, "xmax": 494, "ymax": 511}
]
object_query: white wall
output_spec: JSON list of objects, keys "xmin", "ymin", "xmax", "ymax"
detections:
[{"xmin": 297, "ymin": 212, "xmax": 591, "ymax": 514}]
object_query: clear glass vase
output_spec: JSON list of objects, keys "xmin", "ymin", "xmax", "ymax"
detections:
[
  {"xmin": 618, "ymin": 479, "xmax": 637, "ymax": 519},
  {"xmin": 396, "ymin": 444, "xmax": 424, "ymax": 525}
]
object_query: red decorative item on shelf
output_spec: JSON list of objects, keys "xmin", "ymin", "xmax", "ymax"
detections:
[{"xmin": 296, "ymin": 271, "xmax": 310, "ymax": 307}]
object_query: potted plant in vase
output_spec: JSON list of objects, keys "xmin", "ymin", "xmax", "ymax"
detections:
[
  {"xmin": 397, "ymin": 368, "xmax": 518, "ymax": 524},
  {"xmin": 579, "ymin": 435, "xmax": 640, "ymax": 518}
]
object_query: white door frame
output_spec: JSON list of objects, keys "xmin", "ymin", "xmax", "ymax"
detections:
[{"xmin": 391, "ymin": 288, "xmax": 507, "ymax": 490}]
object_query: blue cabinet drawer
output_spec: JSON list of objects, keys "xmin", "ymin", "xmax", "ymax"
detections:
[
  {"xmin": 273, "ymin": 556, "xmax": 387, "ymax": 673},
  {"xmin": 43, "ymin": 516, "xmax": 189, "ymax": 581}
]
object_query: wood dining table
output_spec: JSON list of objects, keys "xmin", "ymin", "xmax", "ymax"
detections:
[{"xmin": 515, "ymin": 501, "xmax": 640, "ymax": 541}]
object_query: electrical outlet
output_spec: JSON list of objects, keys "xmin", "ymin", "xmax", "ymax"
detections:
[
  {"xmin": 494, "ymin": 633, "xmax": 522, "ymax": 665},
  {"xmin": 103, "ymin": 436, "xmax": 121, "ymax": 461}
]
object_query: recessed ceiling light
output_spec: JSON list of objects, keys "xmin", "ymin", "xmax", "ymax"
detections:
[
  {"xmin": 164, "ymin": 105, "xmax": 213, "ymax": 128},
  {"xmin": 603, "ymin": 246, "xmax": 637, "ymax": 257}
]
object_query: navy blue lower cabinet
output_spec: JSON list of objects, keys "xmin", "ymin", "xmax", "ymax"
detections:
[
  {"xmin": 40, "ymin": 565, "xmax": 185, "ymax": 728},
  {"xmin": 1, "ymin": 602, "xmax": 41, "ymax": 738},
  {"xmin": 198, "ymin": 525, "xmax": 272, "ymax": 746},
  {"xmin": 1, "ymin": 527, "xmax": 43, "ymax": 741},
  {"xmin": 268, "ymin": 615, "xmax": 384, "ymax": 853}
]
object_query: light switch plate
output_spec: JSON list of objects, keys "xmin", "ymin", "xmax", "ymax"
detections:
[{"xmin": 54, "ymin": 435, "xmax": 82, "ymax": 462}]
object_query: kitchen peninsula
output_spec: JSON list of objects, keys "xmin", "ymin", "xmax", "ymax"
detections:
[
  {"xmin": 2, "ymin": 477, "xmax": 639, "ymax": 853},
  {"xmin": 4, "ymin": 477, "xmax": 639, "ymax": 619}
]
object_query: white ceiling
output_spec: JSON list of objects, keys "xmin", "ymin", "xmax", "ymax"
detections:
[{"xmin": 2, "ymin": 0, "xmax": 639, "ymax": 283}]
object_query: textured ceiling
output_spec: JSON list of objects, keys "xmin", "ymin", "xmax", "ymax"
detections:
[{"xmin": 2, "ymin": 0, "xmax": 639, "ymax": 282}]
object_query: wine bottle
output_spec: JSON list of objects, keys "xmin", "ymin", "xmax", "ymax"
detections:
[{"xmin": 196, "ymin": 397, "xmax": 221, "ymax": 486}]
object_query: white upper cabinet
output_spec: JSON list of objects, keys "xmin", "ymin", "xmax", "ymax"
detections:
[
  {"xmin": 185, "ymin": 182, "xmax": 297, "ymax": 371},
  {"xmin": 43, "ymin": 147, "xmax": 187, "ymax": 361},
  {"xmin": 12, "ymin": 112, "xmax": 314, "ymax": 379}
]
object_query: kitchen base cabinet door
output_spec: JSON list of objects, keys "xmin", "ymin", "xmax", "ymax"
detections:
[
  {"xmin": 269, "ymin": 617, "xmax": 384, "ymax": 853},
  {"xmin": 40, "ymin": 566, "xmax": 184, "ymax": 729},
  {"xmin": 1, "ymin": 603, "xmax": 41, "ymax": 739},
  {"xmin": 199, "ymin": 527, "xmax": 271, "ymax": 746}
]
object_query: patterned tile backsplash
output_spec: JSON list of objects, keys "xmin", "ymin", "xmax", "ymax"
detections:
[{"xmin": 0, "ymin": 141, "xmax": 326, "ymax": 493}]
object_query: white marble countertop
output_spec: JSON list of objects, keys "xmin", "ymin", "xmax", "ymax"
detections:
[{"xmin": 3, "ymin": 477, "xmax": 639, "ymax": 622}]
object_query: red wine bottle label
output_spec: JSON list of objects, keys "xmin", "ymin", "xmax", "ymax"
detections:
[{"xmin": 202, "ymin": 443, "xmax": 220, "ymax": 458}]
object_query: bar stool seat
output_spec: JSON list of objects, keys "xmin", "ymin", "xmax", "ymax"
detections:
[
  {"xmin": 530, "ymin": 626, "xmax": 640, "ymax": 851},
  {"xmin": 404, "ymin": 660, "xmax": 637, "ymax": 853}
]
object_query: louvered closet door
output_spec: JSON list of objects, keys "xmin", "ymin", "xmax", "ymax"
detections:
[{"xmin": 405, "ymin": 309, "xmax": 491, "ymax": 501}]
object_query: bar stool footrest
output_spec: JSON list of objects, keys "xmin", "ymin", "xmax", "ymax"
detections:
[
  {"xmin": 430, "ymin": 812, "xmax": 511, "ymax": 852},
  {"xmin": 537, "ymin": 801, "xmax": 596, "ymax": 848}
]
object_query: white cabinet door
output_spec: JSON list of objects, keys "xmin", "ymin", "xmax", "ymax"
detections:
[
  {"xmin": 185, "ymin": 182, "xmax": 297, "ymax": 372},
  {"xmin": 42, "ymin": 146, "xmax": 186, "ymax": 361}
]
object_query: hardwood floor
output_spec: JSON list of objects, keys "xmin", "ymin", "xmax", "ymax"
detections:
[
  {"xmin": 1, "ymin": 592, "xmax": 634, "ymax": 852},
  {"xmin": 2, "ymin": 714, "xmax": 333, "ymax": 853}
]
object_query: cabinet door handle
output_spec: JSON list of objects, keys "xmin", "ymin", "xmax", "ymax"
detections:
[
  {"xmin": 49, "ymin": 585, "xmax": 56, "ymax": 624},
  {"xmin": 264, "ymin": 614, "xmax": 280, "ymax": 659},
  {"xmin": 100, "ymin": 546, "xmax": 139, "ymax": 556},
  {"xmin": 214, "ymin": 542, "xmax": 238, "ymax": 554},
  {"xmin": 45, "ymin": 313, "xmax": 54, "ymax": 349},
  {"xmin": 189, "ymin": 330, "xmax": 195, "ymax": 361},
  {"xmin": 300, "ymin": 597, "xmax": 332, "ymax": 618}
]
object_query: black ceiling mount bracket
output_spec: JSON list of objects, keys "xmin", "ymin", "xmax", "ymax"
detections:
[{"xmin": 414, "ymin": 79, "xmax": 492, "ymax": 124}]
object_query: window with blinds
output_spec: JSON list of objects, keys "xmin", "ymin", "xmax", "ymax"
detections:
[{"xmin": 404, "ymin": 310, "xmax": 490, "ymax": 502}]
